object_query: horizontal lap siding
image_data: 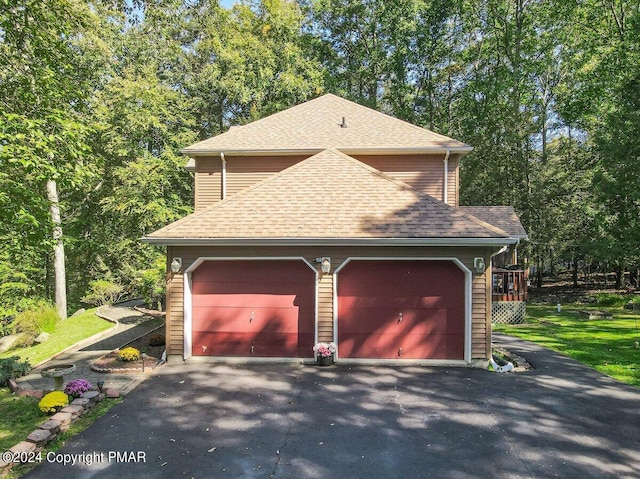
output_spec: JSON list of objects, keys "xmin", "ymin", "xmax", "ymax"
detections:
[
  {"xmin": 166, "ymin": 246, "xmax": 492, "ymax": 361},
  {"xmin": 448, "ymin": 156, "xmax": 459, "ymax": 207},
  {"xmin": 166, "ymin": 255, "xmax": 184, "ymax": 356},
  {"xmin": 354, "ymin": 154, "xmax": 457, "ymax": 205},
  {"xmin": 226, "ymin": 155, "xmax": 308, "ymax": 198},
  {"xmin": 195, "ymin": 157, "xmax": 221, "ymax": 211}
]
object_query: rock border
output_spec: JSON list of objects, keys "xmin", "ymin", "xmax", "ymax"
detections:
[
  {"xmin": 1, "ymin": 381, "xmax": 120, "ymax": 475},
  {"xmin": 91, "ymin": 350, "xmax": 159, "ymax": 374},
  {"xmin": 493, "ymin": 347, "xmax": 532, "ymax": 372}
]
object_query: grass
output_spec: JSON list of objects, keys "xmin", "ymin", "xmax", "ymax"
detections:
[
  {"xmin": 0, "ymin": 308, "xmax": 113, "ymax": 366},
  {"xmin": 494, "ymin": 303, "xmax": 640, "ymax": 387},
  {"xmin": 2, "ymin": 393, "xmax": 123, "ymax": 478},
  {"xmin": 0, "ymin": 388, "xmax": 44, "ymax": 451}
]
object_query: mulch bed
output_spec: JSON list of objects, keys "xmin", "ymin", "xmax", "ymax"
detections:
[
  {"xmin": 91, "ymin": 324, "xmax": 166, "ymax": 373},
  {"xmin": 91, "ymin": 351, "xmax": 160, "ymax": 373}
]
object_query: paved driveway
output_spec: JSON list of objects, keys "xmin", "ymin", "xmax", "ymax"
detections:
[{"xmin": 23, "ymin": 336, "xmax": 640, "ymax": 479}]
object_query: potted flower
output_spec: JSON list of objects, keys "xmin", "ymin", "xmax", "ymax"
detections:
[{"xmin": 313, "ymin": 342, "xmax": 336, "ymax": 366}]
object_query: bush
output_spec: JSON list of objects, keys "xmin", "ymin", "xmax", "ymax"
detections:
[
  {"xmin": 39, "ymin": 391, "xmax": 69, "ymax": 414},
  {"xmin": 64, "ymin": 378, "xmax": 92, "ymax": 398},
  {"xmin": 81, "ymin": 280, "xmax": 126, "ymax": 306},
  {"xmin": 118, "ymin": 347, "xmax": 140, "ymax": 362},
  {"xmin": 594, "ymin": 293, "xmax": 627, "ymax": 307},
  {"xmin": 0, "ymin": 356, "xmax": 31, "ymax": 386},
  {"xmin": 133, "ymin": 258, "xmax": 166, "ymax": 311},
  {"xmin": 10, "ymin": 303, "xmax": 60, "ymax": 347},
  {"xmin": 148, "ymin": 333, "xmax": 165, "ymax": 347}
]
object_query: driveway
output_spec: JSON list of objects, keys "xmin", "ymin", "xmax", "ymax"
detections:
[{"xmin": 23, "ymin": 336, "xmax": 640, "ymax": 479}]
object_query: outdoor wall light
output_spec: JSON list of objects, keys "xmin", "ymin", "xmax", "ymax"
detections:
[
  {"xmin": 321, "ymin": 257, "xmax": 331, "ymax": 274},
  {"xmin": 473, "ymin": 257, "xmax": 485, "ymax": 274},
  {"xmin": 170, "ymin": 257, "xmax": 182, "ymax": 274}
]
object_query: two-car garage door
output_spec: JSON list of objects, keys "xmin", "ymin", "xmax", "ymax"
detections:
[{"xmin": 189, "ymin": 259, "xmax": 466, "ymax": 360}]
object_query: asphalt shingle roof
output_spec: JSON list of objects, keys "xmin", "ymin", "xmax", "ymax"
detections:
[
  {"xmin": 458, "ymin": 206, "xmax": 528, "ymax": 239},
  {"xmin": 145, "ymin": 149, "xmax": 510, "ymax": 243},
  {"xmin": 182, "ymin": 94, "xmax": 471, "ymax": 156}
]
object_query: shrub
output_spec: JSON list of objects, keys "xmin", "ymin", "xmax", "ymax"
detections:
[
  {"xmin": 148, "ymin": 333, "xmax": 165, "ymax": 347},
  {"xmin": 594, "ymin": 293, "xmax": 627, "ymax": 307},
  {"xmin": 0, "ymin": 356, "xmax": 31, "ymax": 386},
  {"xmin": 133, "ymin": 258, "xmax": 166, "ymax": 311},
  {"xmin": 10, "ymin": 303, "xmax": 60, "ymax": 347},
  {"xmin": 64, "ymin": 378, "xmax": 92, "ymax": 398},
  {"xmin": 118, "ymin": 347, "xmax": 140, "ymax": 362},
  {"xmin": 81, "ymin": 280, "xmax": 126, "ymax": 306},
  {"xmin": 39, "ymin": 391, "xmax": 69, "ymax": 414}
]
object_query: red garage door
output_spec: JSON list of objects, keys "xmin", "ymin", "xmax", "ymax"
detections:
[
  {"xmin": 337, "ymin": 260, "xmax": 465, "ymax": 359},
  {"xmin": 192, "ymin": 260, "xmax": 315, "ymax": 357}
]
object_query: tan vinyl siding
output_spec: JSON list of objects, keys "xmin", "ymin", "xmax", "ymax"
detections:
[
  {"xmin": 353, "ymin": 154, "xmax": 457, "ymax": 204},
  {"xmin": 166, "ymin": 248, "xmax": 185, "ymax": 356},
  {"xmin": 166, "ymin": 245, "xmax": 493, "ymax": 362},
  {"xmin": 448, "ymin": 156, "xmax": 459, "ymax": 207},
  {"xmin": 225, "ymin": 155, "xmax": 308, "ymax": 198},
  {"xmin": 194, "ymin": 157, "xmax": 221, "ymax": 211}
]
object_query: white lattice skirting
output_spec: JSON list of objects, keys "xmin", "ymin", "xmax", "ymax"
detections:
[{"xmin": 492, "ymin": 301, "xmax": 527, "ymax": 324}]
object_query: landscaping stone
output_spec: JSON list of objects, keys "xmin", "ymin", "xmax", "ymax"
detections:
[
  {"xmin": 8, "ymin": 378, "xmax": 18, "ymax": 392},
  {"xmin": 105, "ymin": 388, "xmax": 120, "ymax": 398},
  {"xmin": 10, "ymin": 441, "xmax": 37, "ymax": 454},
  {"xmin": 61, "ymin": 405, "xmax": 84, "ymax": 418},
  {"xmin": 71, "ymin": 397, "xmax": 91, "ymax": 409},
  {"xmin": 81, "ymin": 390, "xmax": 100, "ymax": 403},
  {"xmin": 16, "ymin": 388, "xmax": 43, "ymax": 398},
  {"xmin": 51, "ymin": 412, "xmax": 72, "ymax": 427},
  {"xmin": 96, "ymin": 392, "xmax": 106, "ymax": 402},
  {"xmin": 34, "ymin": 332, "xmax": 51, "ymax": 344},
  {"xmin": 26, "ymin": 429, "xmax": 52, "ymax": 446},
  {"xmin": 0, "ymin": 333, "xmax": 19, "ymax": 353},
  {"xmin": 39, "ymin": 419, "xmax": 61, "ymax": 435}
]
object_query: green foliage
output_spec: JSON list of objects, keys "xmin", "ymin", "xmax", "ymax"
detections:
[
  {"xmin": 0, "ymin": 356, "xmax": 32, "ymax": 386},
  {"xmin": 0, "ymin": 388, "xmax": 43, "ymax": 453},
  {"xmin": 118, "ymin": 347, "xmax": 141, "ymax": 362},
  {"xmin": 0, "ymin": 308, "xmax": 112, "ymax": 365},
  {"xmin": 148, "ymin": 333, "xmax": 166, "ymax": 347},
  {"xmin": 38, "ymin": 391, "xmax": 69, "ymax": 414},
  {"xmin": 593, "ymin": 293, "xmax": 628, "ymax": 308},
  {"xmin": 81, "ymin": 280, "xmax": 126, "ymax": 307},
  {"xmin": 495, "ymin": 304, "xmax": 640, "ymax": 387},
  {"xmin": 10, "ymin": 303, "xmax": 60, "ymax": 347},
  {"xmin": 132, "ymin": 256, "xmax": 166, "ymax": 310}
]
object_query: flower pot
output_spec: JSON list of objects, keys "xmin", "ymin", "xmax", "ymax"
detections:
[{"xmin": 317, "ymin": 355, "xmax": 333, "ymax": 366}]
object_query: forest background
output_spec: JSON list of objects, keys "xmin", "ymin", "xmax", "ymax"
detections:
[{"xmin": 1, "ymin": 0, "xmax": 639, "ymax": 320}]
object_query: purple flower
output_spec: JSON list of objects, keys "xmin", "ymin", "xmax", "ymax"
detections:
[{"xmin": 64, "ymin": 378, "xmax": 93, "ymax": 398}]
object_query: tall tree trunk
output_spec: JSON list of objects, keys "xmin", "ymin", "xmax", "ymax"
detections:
[
  {"xmin": 46, "ymin": 179, "xmax": 67, "ymax": 319},
  {"xmin": 572, "ymin": 256, "xmax": 579, "ymax": 288}
]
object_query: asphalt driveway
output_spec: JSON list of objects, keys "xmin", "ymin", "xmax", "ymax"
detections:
[{"xmin": 23, "ymin": 336, "xmax": 640, "ymax": 479}]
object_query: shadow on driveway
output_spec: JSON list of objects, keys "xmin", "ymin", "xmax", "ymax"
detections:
[{"xmin": 23, "ymin": 337, "xmax": 640, "ymax": 479}]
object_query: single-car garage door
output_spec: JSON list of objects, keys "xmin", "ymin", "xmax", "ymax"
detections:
[
  {"xmin": 337, "ymin": 260, "xmax": 465, "ymax": 359},
  {"xmin": 191, "ymin": 260, "xmax": 315, "ymax": 357}
]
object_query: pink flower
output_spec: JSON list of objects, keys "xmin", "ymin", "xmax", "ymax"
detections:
[{"xmin": 313, "ymin": 342, "xmax": 337, "ymax": 358}]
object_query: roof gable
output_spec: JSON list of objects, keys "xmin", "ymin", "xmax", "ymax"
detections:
[
  {"xmin": 182, "ymin": 94, "xmax": 471, "ymax": 156},
  {"xmin": 145, "ymin": 149, "xmax": 509, "ymax": 244}
]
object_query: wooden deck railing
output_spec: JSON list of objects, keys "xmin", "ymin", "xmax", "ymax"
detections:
[{"xmin": 492, "ymin": 269, "xmax": 528, "ymax": 301}]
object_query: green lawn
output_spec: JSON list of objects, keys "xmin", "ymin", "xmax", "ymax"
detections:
[
  {"xmin": 0, "ymin": 388, "xmax": 44, "ymax": 452},
  {"xmin": 494, "ymin": 303, "xmax": 640, "ymax": 387},
  {"xmin": 0, "ymin": 388, "xmax": 123, "ymax": 478},
  {"xmin": 0, "ymin": 308, "xmax": 114, "ymax": 366}
]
